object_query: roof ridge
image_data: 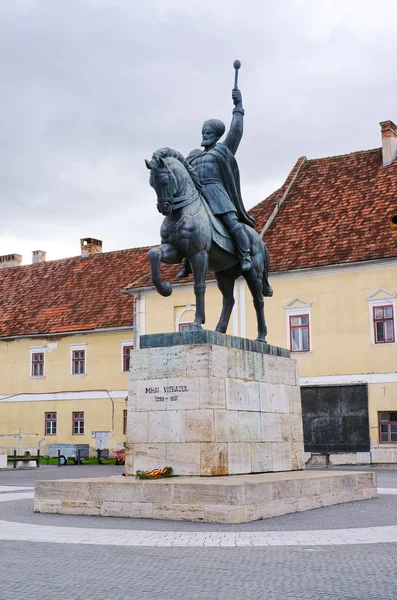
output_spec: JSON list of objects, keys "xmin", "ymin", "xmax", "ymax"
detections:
[
  {"xmin": 0, "ymin": 244, "xmax": 153, "ymax": 272},
  {"xmin": 306, "ymin": 146, "xmax": 381, "ymax": 163}
]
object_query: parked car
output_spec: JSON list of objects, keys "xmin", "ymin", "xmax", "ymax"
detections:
[{"xmin": 47, "ymin": 444, "xmax": 90, "ymax": 465}]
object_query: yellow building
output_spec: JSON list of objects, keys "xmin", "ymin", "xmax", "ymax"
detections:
[
  {"xmin": 2, "ymin": 121, "xmax": 397, "ymax": 465},
  {"xmin": 128, "ymin": 119, "xmax": 397, "ymax": 465},
  {"xmin": 0, "ymin": 238, "xmax": 141, "ymax": 454}
]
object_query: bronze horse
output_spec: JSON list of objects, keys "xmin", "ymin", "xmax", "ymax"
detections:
[{"xmin": 145, "ymin": 148, "xmax": 272, "ymax": 342}]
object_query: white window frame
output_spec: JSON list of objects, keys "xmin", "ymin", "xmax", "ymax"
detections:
[
  {"xmin": 121, "ymin": 339, "xmax": 134, "ymax": 373},
  {"xmin": 175, "ymin": 305, "xmax": 195, "ymax": 332},
  {"xmin": 367, "ymin": 288, "xmax": 397, "ymax": 346},
  {"xmin": 70, "ymin": 343, "xmax": 87, "ymax": 376},
  {"xmin": 29, "ymin": 346, "xmax": 46, "ymax": 378},
  {"xmin": 284, "ymin": 297, "xmax": 312, "ymax": 354}
]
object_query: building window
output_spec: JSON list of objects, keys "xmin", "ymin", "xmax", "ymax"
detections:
[
  {"xmin": 31, "ymin": 352, "xmax": 45, "ymax": 377},
  {"xmin": 123, "ymin": 409, "xmax": 127, "ymax": 435},
  {"xmin": 45, "ymin": 412, "xmax": 57, "ymax": 435},
  {"xmin": 122, "ymin": 345, "xmax": 133, "ymax": 373},
  {"xmin": 71, "ymin": 347, "xmax": 86, "ymax": 375},
  {"xmin": 289, "ymin": 314, "xmax": 310, "ymax": 352},
  {"xmin": 284, "ymin": 297, "xmax": 312, "ymax": 353},
  {"xmin": 379, "ymin": 412, "xmax": 397, "ymax": 443},
  {"xmin": 73, "ymin": 412, "xmax": 84, "ymax": 435},
  {"xmin": 373, "ymin": 306, "xmax": 395, "ymax": 344},
  {"xmin": 175, "ymin": 305, "xmax": 195, "ymax": 332}
]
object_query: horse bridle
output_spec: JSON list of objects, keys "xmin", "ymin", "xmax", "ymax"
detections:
[{"xmin": 155, "ymin": 162, "xmax": 198, "ymax": 210}]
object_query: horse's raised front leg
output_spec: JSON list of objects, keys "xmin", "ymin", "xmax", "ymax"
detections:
[
  {"xmin": 189, "ymin": 250, "xmax": 209, "ymax": 329},
  {"xmin": 148, "ymin": 244, "xmax": 182, "ymax": 297},
  {"xmin": 214, "ymin": 270, "xmax": 236, "ymax": 333}
]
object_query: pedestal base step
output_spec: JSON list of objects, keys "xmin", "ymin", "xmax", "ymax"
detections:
[{"xmin": 34, "ymin": 470, "xmax": 377, "ymax": 524}]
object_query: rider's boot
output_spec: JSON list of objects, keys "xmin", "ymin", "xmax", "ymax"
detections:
[
  {"xmin": 230, "ymin": 223, "xmax": 252, "ymax": 271},
  {"xmin": 176, "ymin": 258, "xmax": 192, "ymax": 280}
]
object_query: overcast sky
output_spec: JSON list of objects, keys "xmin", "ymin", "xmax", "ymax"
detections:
[{"xmin": 1, "ymin": 0, "xmax": 397, "ymax": 262}]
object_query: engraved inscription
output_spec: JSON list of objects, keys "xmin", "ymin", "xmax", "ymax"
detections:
[{"xmin": 136, "ymin": 378, "xmax": 199, "ymax": 411}]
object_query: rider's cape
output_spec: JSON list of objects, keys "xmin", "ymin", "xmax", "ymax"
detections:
[{"xmin": 187, "ymin": 144, "xmax": 256, "ymax": 229}]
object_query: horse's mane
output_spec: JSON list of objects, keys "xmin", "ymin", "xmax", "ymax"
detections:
[{"xmin": 151, "ymin": 147, "xmax": 203, "ymax": 194}]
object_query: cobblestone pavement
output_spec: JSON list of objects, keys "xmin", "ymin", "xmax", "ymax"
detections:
[{"xmin": 0, "ymin": 466, "xmax": 396, "ymax": 599}]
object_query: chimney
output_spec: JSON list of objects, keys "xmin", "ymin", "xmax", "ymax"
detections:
[
  {"xmin": 32, "ymin": 250, "xmax": 46, "ymax": 264},
  {"xmin": 0, "ymin": 254, "xmax": 22, "ymax": 269},
  {"xmin": 380, "ymin": 120, "xmax": 397, "ymax": 166},
  {"xmin": 80, "ymin": 237, "xmax": 102, "ymax": 257}
]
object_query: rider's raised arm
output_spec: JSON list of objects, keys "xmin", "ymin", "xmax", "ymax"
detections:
[{"xmin": 223, "ymin": 88, "xmax": 244, "ymax": 156}]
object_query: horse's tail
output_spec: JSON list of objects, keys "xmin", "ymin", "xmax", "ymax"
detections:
[{"xmin": 262, "ymin": 244, "xmax": 273, "ymax": 297}]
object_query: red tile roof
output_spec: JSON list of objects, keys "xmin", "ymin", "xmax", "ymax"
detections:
[
  {"xmin": 0, "ymin": 248, "xmax": 152, "ymax": 338},
  {"xmin": 252, "ymin": 148, "xmax": 397, "ymax": 271},
  {"xmin": 2, "ymin": 145, "xmax": 397, "ymax": 338}
]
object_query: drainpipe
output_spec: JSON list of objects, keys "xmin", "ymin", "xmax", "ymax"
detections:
[{"xmin": 133, "ymin": 292, "xmax": 141, "ymax": 350}]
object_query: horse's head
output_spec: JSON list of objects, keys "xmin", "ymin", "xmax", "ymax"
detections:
[{"xmin": 145, "ymin": 156, "xmax": 177, "ymax": 216}]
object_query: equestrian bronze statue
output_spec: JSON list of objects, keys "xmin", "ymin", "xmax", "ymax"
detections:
[{"xmin": 145, "ymin": 61, "xmax": 273, "ymax": 342}]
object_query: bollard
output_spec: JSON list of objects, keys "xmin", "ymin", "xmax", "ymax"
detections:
[
  {"xmin": 13, "ymin": 449, "xmax": 17, "ymax": 469},
  {"xmin": 97, "ymin": 449, "xmax": 101, "ymax": 464},
  {"xmin": 77, "ymin": 449, "xmax": 81, "ymax": 465},
  {"xmin": 58, "ymin": 449, "xmax": 61, "ymax": 467},
  {"xmin": 37, "ymin": 449, "xmax": 40, "ymax": 468}
]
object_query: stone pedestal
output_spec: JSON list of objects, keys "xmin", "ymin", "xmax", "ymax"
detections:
[{"xmin": 124, "ymin": 331, "xmax": 305, "ymax": 477}]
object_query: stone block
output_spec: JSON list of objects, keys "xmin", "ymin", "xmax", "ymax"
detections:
[
  {"xmin": 172, "ymin": 482, "xmax": 244, "ymax": 506},
  {"xmin": 130, "ymin": 349, "xmax": 150, "ymax": 380},
  {"xmin": 185, "ymin": 345, "xmax": 211, "ymax": 377},
  {"xmin": 275, "ymin": 356, "xmax": 296, "ymax": 385},
  {"xmin": 228, "ymin": 443, "xmax": 251, "ymax": 474},
  {"xmin": 251, "ymin": 443, "xmax": 273, "ymax": 472},
  {"xmin": 226, "ymin": 379, "xmax": 248, "ymax": 411},
  {"xmin": 101, "ymin": 501, "xmax": 153, "ymax": 518},
  {"xmin": 259, "ymin": 382, "xmax": 271, "ymax": 412},
  {"xmin": 126, "ymin": 411, "xmax": 148, "ymax": 443},
  {"xmin": 239, "ymin": 412, "xmax": 261, "ymax": 442},
  {"xmin": 148, "ymin": 411, "xmax": 185, "ymax": 443},
  {"xmin": 0, "ymin": 454, "xmax": 7, "ymax": 469},
  {"xmin": 204, "ymin": 504, "xmax": 248, "ymax": 524},
  {"xmin": 134, "ymin": 444, "xmax": 167, "ymax": 472},
  {"xmin": 269, "ymin": 384, "xmax": 290, "ymax": 413},
  {"xmin": 136, "ymin": 378, "xmax": 199, "ymax": 411},
  {"xmin": 290, "ymin": 386, "xmax": 302, "ymax": 414},
  {"xmin": 152, "ymin": 503, "xmax": 205, "ymax": 521},
  {"xmin": 247, "ymin": 381, "xmax": 261, "ymax": 411},
  {"xmin": 214, "ymin": 410, "xmax": 239, "ymax": 442},
  {"xmin": 272, "ymin": 442, "xmax": 292, "ymax": 471},
  {"xmin": 290, "ymin": 414, "xmax": 304, "ymax": 442},
  {"xmin": 210, "ymin": 345, "xmax": 229, "ymax": 377},
  {"xmin": 166, "ymin": 443, "xmax": 200, "ymax": 475},
  {"xmin": 263, "ymin": 355, "xmax": 282, "ymax": 384},
  {"xmin": 200, "ymin": 443, "xmax": 228, "ymax": 476},
  {"xmin": 199, "ymin": 377, "xmax": 226, "ymax": 409},
  {"xmin": 261, "ymin": 413, "xmax": 282, "ymax": 443},
  {"xmin": 148, "ymin": 345, "xmax": 187, "ymax": 379},
  {"xmin": 185, "ymin": 410, "xmax": 214, "ymax": 442},
  {"xmin": 291, "ymin": 442, "xmax": 305, "ymax": 470}
]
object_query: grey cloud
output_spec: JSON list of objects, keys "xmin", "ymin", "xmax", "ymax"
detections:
[{"xmin": 0, "ymin": 0, "xmax": 397, "ymax": 257}]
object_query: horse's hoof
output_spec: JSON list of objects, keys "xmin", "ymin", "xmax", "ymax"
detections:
[
  {"xmin": 159, "ymin": 282, "xmax": 172, "ymax": 297},
  {"xmin": 189, "ymin": 323, "xmax": 203, "ymax": 331},
  {"xmin": 256, "ymin": 336, "xmax": 267, "ymax": 344},
  {"xmin": 215, "ymin": 325, "xmax": 227, "ymax": 334}
]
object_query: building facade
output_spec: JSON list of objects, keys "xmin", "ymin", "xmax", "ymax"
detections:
[{"xmin": 2, "ymin": 121, "xmax": 397, "ymax": 464}]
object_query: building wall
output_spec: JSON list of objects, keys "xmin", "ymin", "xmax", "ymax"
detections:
[
  {"xmin": 138, "ymin": 259, "xmax": 397, "ymax": 461},
  {"xmin": 0, "ymin": 329, "xmax": 132, "ymax": 452}
]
